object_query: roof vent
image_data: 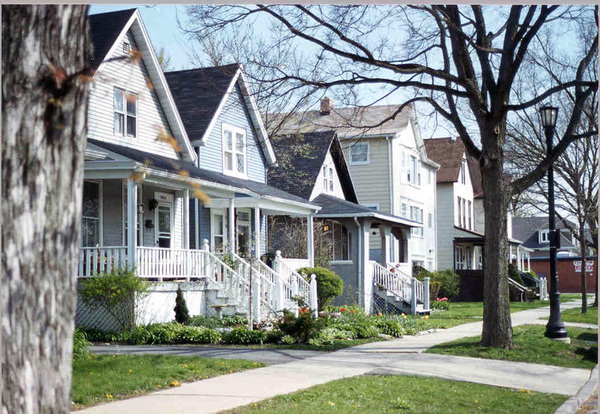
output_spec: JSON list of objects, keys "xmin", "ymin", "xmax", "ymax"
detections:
[
  {"xmin": 320, "ymin": 96, "xmax": 334, "ymax": 115},
  {"xmin": 123, "ymin": 41, "xmax": 131, "ymax": 54}
]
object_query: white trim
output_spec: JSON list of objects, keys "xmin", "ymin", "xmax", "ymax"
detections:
[
  {"xmin": 210, "ymin": 208, "xmax": 227, "ymax": 251},
  {"xmin": 362, "ymin": 203, "xmax": 380, "ymax": 211},
  {"xmin": 112, "ymin": 87, "xmax": 138, "ymax": 139},
  {"xmin": 200, "ymin": 70, "xmax": 242, "ymax": 144},
  {"xmin": 330, "ymin": 260, "xmax": 353, "ymax": 265},
  {"xmin": 221, "ymin": 123, "xmax": 247, "ymax": 179},
  {"xmin": 155, "ymin": 199, "xmax": 174, "ymax": 248},
  {"xmin": 349, "ymin": 141, "xmax": 370, "ymax": 165}
]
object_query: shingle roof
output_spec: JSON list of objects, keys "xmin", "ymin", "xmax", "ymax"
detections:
[
  {"xmin": 511, "ymin": 217, "xmax": 577, "ymax": 250},
  {"xmin": 271, "ymin": 104, "xmax": 412, "ymax": 138},
  {"xmin": 424, "ymin": 138, "xmax": 465, "ymax": 183},
  {"xmin": 88, "ymin": 9, "xmax": 137, "ymax": 69},
  {"xmin": 87, "ymin": 139, "xmax": 317, "ymax": 208},
  {"xmin": 164, "ymin": 64, "xmax": 240, "ymax": 142}
]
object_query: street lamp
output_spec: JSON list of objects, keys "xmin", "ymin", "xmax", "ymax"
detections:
[{"xmin": 540, "ymin": 105, "xmax": 567, "ymax": 339}]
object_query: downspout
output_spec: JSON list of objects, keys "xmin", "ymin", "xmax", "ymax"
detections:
[
  {"xmin": 386, "ymin": 135, "xmax": 394, "ymax": 262},
  {"xmin": 354, "ymin": 216, "xmax": 362, "ymax": 308}
]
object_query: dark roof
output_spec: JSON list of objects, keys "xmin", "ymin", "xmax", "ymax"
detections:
[
  {"xmin": 164, "ymin": 64, "xmax": 240, "ymax": 141},
  {"xmin": 88, "ymin": 9, "xmax": 137, "ymax": 69},
  {"xmin": 268, "ymin": 131, "xmax": 358, "ymax": 203},
  {"xmin": 424, "ymin": 138, "xmax": 465, "ymax": 183},
  {"xmin": 511, "ymin": 217, "xmax": 577, "ymax": 250},
  {"xmin": 313, "ymin": 194, "xmax": 417, "ymax": 228},
  {"xmin": 87, "ymin": 139, "xmax": 316, "ymax": 207}
]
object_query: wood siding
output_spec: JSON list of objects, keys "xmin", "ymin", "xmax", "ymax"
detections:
[
  {"xmin": 88, "ymin": 31, "xmax": 179, "ymax": 159},
  {"xmin": 102, "ymin": 179, "xmax": 123, "ymax": 246},
  {"xmin": 196, "ymin": 84, "xmax": 267, "ymax": 183}
]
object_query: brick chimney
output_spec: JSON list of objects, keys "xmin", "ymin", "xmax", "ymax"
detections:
[{"xmin": 320, "ymin": 96, "xmax": 334, "ymax": 115}]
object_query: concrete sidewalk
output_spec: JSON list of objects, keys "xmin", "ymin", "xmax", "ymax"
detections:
[{"xmin": 78, "ymin": 300, "xmax": 595, "ymax": 414}]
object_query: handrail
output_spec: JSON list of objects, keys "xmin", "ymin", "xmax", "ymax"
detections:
[
  {"xmin": 78, "ymin": 246, "xmax": 129, "ymax": 277},
  {"xmin": 372, "ymin": 261, "xmax": 413, "ymax": 303},
  {"xmin": 279, "ymin": 260, "xmax": 310, "ymax": 305},
  {"xmin": 136, "ymin": 247, "xmax": 208, "ymax": 279}
]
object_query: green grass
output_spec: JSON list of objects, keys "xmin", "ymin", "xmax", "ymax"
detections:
[
  {"xmin": 558, "ymin": 307, "xmax": 598, "ymax": 324},
  {"xmin": 421, "ymin": 294, "xmax": 582, "ymax": 330},
  {"xmin": 224, "ymin": 375, "xmax": 568, "ymax": 413},
  {"xmin": 426, "ymin": 324, "xmax": 597, "ymax": 369},
  {"xmin": 72, "ymin": 354, "xmax": 262, "ymax": 409}
]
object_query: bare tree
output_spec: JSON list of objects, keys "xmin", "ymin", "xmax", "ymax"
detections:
[
  {"xmin": 2, "ymin": 5, "xmax": 92, "ymax": 412},
  {"xmin": 182, "ymin": 5, "xmax": 597, "ymax": 348}
]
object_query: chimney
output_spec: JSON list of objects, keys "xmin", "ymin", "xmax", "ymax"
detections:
[{"xmin": 320, "ymin": 96, "xmax": 334, "ymax": 115}]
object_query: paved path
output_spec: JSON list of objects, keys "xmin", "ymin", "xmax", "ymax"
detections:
[{"xmin": 79, "ymin": 300, "xmax": 595, "ymax": 414}]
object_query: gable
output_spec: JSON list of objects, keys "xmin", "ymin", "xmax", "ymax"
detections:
[{"xmin": 309, "ymin": 151, "xmax": 345, "ymax": 201}]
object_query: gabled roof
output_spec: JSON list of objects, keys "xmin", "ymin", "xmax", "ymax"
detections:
[
  {"xmin": 423, "ymin": 137, "xmax": 483, "ymax": 195},
  {"xmin": 273, "ymin": 104, "xmax": 412, "ymax": 139},
  {"xmin": 512, "ymin": 217, "xmax": 578, "ymax": 250},
  {"xmin": 89, "ymin": 9, "xmax": 137, "ymax": 69},
  {"xmin": 87, "ymin": 139, "xmax": 316, "ymax": 209},
  {"xmin": 88, "ymin": 9, "xmax": 196, "ymax": 163},
  {"xmin": 268, "ymin": 131, "xmax": 358, "ymax": 203},
  {"xmin": 165, "ymin": 64, "xmax": 276, "ymax": 166}
]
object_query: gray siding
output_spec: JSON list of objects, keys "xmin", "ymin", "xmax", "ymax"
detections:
[
  {"xmin": 88, "ymin": 31, "xmax": 179, "ymax": 159},
  {"xmin": 330, "ymin": 218, "xmax": 360, "ymax": 306},
  {"xmin": 197, "ymin": 84, "xmax": 267, "ymax": 183},
  {"xmin": 102, "ymin": 179, "xmax": 124, "ymax": 246}
]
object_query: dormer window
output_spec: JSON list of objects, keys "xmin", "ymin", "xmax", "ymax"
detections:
[
  {"xmin": 350, "ymin": 142, "xmax": 369, "ymax": 165},
  {"xmin": 322, "ymin": 164, "xmax": 334, "ymax": 193},
  {"xmin": 113, "ymin": 88, "xmax": 136, "ymax": 138},
  {"xmin": 222, "ymin": 124, "xmax": 246, "ymax": 178},
  {"xmin": 539, "ymin": 229, "xmax": 549, "ymax": 244},
  {"xmin": 460, "ymin": 158, "xmax": 467, "ymax": 184}
]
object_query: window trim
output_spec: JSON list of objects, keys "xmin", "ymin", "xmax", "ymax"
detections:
[
  {"xmin": 349, "ymin": 142, "xmax": 370, "ymax": 165},
  {"xmin": 362, "ymin": 203, "xmax": 380, "ymax": 211},
  {"xmin": 113, "ymin": 87, "xmax": 138, "ymax": 139},
  {"xmin": 539, "ymin": 229, "xmax": 549, "ymax": 244},
  {"xmin": 221, "ymin": 123, "xmax": 247, "ymax": 178}
]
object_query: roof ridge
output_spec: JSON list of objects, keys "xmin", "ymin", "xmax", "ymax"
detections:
[
  {"xmin": 89, "ymin": 8, "xmax": 137, "ymax": 18},
  {"xmin": 165, "ymin": 63, "xmax": 240, "ymax": 75}
]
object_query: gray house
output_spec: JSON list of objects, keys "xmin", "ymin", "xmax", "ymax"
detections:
[{"xmin": 268, "ymin": 131, "xmax": 429, "ymax": 314}]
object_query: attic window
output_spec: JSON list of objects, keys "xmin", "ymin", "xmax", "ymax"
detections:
[
  {"xmin": 123, "ymin": 41, "xmax": 131, "ymax": 54},
  {"xmin": 222, "ymin": 124, "xmax": 246, "ymax": 178},
  {"xmin": 350, "ymin": 142, "xmax": 369, "ymax": 165},
  {"xmin": 539, "ymin": 229, "xmax": 549, "ymax": 244}
]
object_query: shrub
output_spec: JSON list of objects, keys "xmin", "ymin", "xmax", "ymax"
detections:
[
  {"xmin": 309, "ymin": 327, "xmax": 355, "ymax": 346},
  {"xmin": 276, "ymin": 309, "xmax": 325, "ymax": 343},
  {"xmin": 297, "ymin": 266, "xmax": 343, "ymax": 310},
  {"xmin": 508, "ymin": 264, "xmax": 524, "ymax": 286},
  {"xmin": 281, "ymin": 334, "xmax": 296, "ymax": 345},
  {"xmin": 528, "ymin": 270, "xmax": 537, "ymax": 279},
  {"xmin": 188, "ymin": 315, "xmax": 221, "ymax": 329},
  {"xmin": 334, "ymin": 322, "xmax": 380, "ymax": 339},
  {"xmin": 73, "ymin": 329, "xmax": 90, "ymax": 359},
  {"xmin": 176, "ymin": 326, "xmax": 221, "ymax": 344},
  {"xmin": 265, "ymin": 329, "xmax": 284, "ymax": 344},
  {"xmin": 79, "ymin": 267, "xmax": 149, "ymax": 330},
  {"xmin": 373, "ymin": 318, "xmax": 405, "ymax": 337},
  {"xmin": 221, "ymin": 315, "xmax": 248, "ymax": 327},
  {"xmin": 223, "ymin": 327, "xmax": 265, "ymax": 344},
  {"xmin": 174, "ymin": 284, "xmax": 190, "ymax": 325},
  {"xmin": 123, "ymin": 323, "xmax": 221, "ymax": 345},
  {"xmin": 416, "ymin": 269, "xmax": 460, "ymax": 300},
  {"xmin": 80, "ymin": 328, "xmax": 124, "ymax": 343}
]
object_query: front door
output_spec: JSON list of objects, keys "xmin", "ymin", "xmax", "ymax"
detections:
[
  {"xmin": 236, "ymin": 208, "xmax": 251, "ymax": 257},
  {"xmin": 211, "ymin": 209, "xmax": 227, "ymax": 252},
  {"xmin": 156, "ymin": 202, "xmax": 172, "ymax": 248}
]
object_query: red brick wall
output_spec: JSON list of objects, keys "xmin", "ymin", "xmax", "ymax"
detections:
[{"xmin": 530, "ymin": 258, "xmax": 597, "ymax": 293}]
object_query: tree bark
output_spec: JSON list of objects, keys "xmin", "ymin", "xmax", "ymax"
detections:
[
  {"xmin": 1, "ymin": 5, "xmax": 90, "ymax": 412},
  {"xmin": 579, "ymin": 225, "xmax": 587, "ymax": 313},
  {"xmin": 480, "ymin": 133, "xmax": 513, "ymax": 349}
]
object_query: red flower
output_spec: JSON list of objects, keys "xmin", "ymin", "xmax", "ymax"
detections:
[
  {"xmin": 441, "ymin": 297, "xmax": 448, "ymax": 301},
  {"xmin": 340, "ymin": 307, "xmax": 346, "ymax": 312},
  {"xmin": 350, "ymin": 309, "xmax": 355, "ymax": 314}
]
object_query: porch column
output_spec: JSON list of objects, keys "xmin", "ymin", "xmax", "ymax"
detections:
[
  {"xmin": 307, "ymin": 215, "xmax": 314, "ymax": 267},
  {"xmin": 360, "ymin": 219, "xmax": 373, "ymax": 314},
  {"xmin": 228, "ymin": 198, "xmax": 235, "ymax": 253},
  {"xmin": 127, "ymin": 179, "xmax": 138, "ymax": 268},
  {"xmin": 379, "ymin": 224, "xmax": 392, "ymax": 266},
  {"xmin": 137, "ymin": 185, "xmax": 143, "ymax": 247},
  {"xmin": 527, "ymin": 254, "xmax": 531, "ymax": 272},
  {"xmin": 183, "ymin": 189, "xmax": 190, "ymax": 249},
  {"xmin": 254, "ymin": 206, "xmax": 261, "ymax": 260},
  {"xmin": 509, "ymin": 245, "xmax": 513, "ymax": 265},
  {"xmin": 516, "ymin": 247, "xmax": 521, "ymax": 271}
]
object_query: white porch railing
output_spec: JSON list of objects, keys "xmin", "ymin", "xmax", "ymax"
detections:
[
  {"xmin": 136, "ymin": 247, "xmax": 208, "ymax": 280},
  {"xmin": 276, "ymin": 252, "xmax": 310, "ymax": 306},
  {"xmin": 372, "ymin": 261, "xmax": 412, "ymax": 303},
  {"xmin": 281, "ymin": 258, "xmax": 311, "ymax": 271},
  {"xmin": 206, "ymin": 251, "xmax": 249, "ymax": 305},
  {"xmin": 78, "ymin": 246, "xmax": 129, "ymax": 277}
]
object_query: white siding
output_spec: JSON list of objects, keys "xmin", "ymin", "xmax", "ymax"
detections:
[
  {"xmin": 309, "ymin": 151, "xmax": 346, "ymax": 200},
  {"xmin": 88, "ymin": 31, "xmax": 179, "ymax": 159}
]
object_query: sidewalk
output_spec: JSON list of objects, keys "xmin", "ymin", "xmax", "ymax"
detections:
[{"xmin": 78, "ymin": 300, "xmax": 595, "ymax": 414}]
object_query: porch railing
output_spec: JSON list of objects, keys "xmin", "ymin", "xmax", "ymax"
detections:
[
  {"xmin": 372, "ymin": 261, "xmax": 412, "ymax": 303},
  {"xmin": 276, "ymin": 252, "xmax": 310, "ymax": 306},
  {"xmin": 78, "ymin": 247, "xmax": 129, "ymax": 277},
  {"xmin": 136, "ymin": 247, "xmax": 208, "ymax": 280}
]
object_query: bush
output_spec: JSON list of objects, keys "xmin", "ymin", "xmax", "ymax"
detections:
[
  {"xmin": 73, "ymin": 329, "xmax": 90, "ymax": 359},
  {"xmin": 264, "ymin": 329, "xmax": 284, "ymax": 344},
  {"xmin": 297, "ymin": 266, "xmax": 343, "ymax": 310},
  {"xmin": 188, "ymin": 315, "xmax": 221, "ymax": 329},
  {"xmin": 79, "ymin": 267, "xmax": 149, "ymax": 330},
  {"xmin": 309, "ymin": 327, "xmax": 356, "ymax": 346},
  {"xmin": 276, "ymin": 309, "xmax": 325, "ymax": 343},
  {"xmin": 174, "ymin": 284, "xmax": 190, "ymax": 325},
  {"xmin": 373, "ymin": 318, "xmax": 405, "ymax": 337},
  {"xmin": 176, "ymin": 326, "xmax": 221, "ymax": 344},
  {"xmin": 416, "ymin": 269, "xmax": 460, "ymax": 300},
  {"xmin": 508, "ymin": 264, "xmax": 524, "ymax": 286},
  {"xmin": 223, "ymin": 327, "xmax": 265, "ymax": 344},
  {"xmin": 80, "ymin": 328, "xmax": 124, "ymax": 343},
  {"xmin": 123, "ymin": 323, "xmax": 221, "ymax": 345},
  {"xmin": 221, "ymin": 315, "xmax": 248, "ymax": 327}
]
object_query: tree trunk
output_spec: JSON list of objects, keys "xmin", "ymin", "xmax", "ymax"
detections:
[
  {"xmin": 480, "ymin": 134, "xmax": 513, "ymax": 349},
  {"xmin": 580, "ymin": 226, "xmax": 587, "ymax": 313},
  {"xmin": 2, "ymin": 5, "xmax": 90, "ymax": 412}
]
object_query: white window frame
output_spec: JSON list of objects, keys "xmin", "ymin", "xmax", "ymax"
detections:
[
  {"xmin": 468, "ymin": 200, "xmax": 472, "ymax": 230},
  {"xmin": 327, "ymin": 220, "xmax": 351, "ymax": 262},
  {"xmin": 222, "ymin": 123, "xmax": 247, "ymax": 178},
  {"xmin": 428, "ymin": 213, "xmax": 432, "ymax": 228},
  {"xmin": 460, "ymin": 158, "xmax": 467, "ymax": 185},
  {"xmin": 362, "ymin": 203, "xmax": 380, "ymax": 211},
  {"xmin": 349, "ymin": 142, "xmax": 370, "ymax": 165},
  {"xmin": 113, "ymin": 87, "xmax": 137, "ymax": 138},
  {"xmin": 407, "ymin": 155, "xmax": 418, "ymax": 186},
  {"xmin": 539, "ymin": 229, "xmax": 549, "ymax": 244},
  {"xmin": 81, "ymin": 180, "xmax": 103, "ymax": 247},
  {"xmin": 211, "ymin": 209, "xmax": 227, "ymax": 252},
  {"xmin": 236, "ymin": 208, "xmax": 252, "ymax": 256}
]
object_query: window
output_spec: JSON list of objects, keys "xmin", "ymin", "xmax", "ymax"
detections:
[
  {"xmin": 457, "ymin": 197, "xmax": 462, "ymax": 227},
  {"xmin": 350, "ymin": 142, "xmax": 369, "ymax": 164},
  {"xmin": 460, "ymin": 158, "xmax": 467, "ymax": 184},
  {"xmin": 408, "ymin": 155, "xmax": 417, "ymax": 185},
  {"xmin": 467, "ymin": 200, "xmax": 472, "ymax": 230},
  {"xmin": 322, "ymin": 166, "xmax": 328, "ymax": 191},
  {"xmin": 428, "ymin": 213, "xmax": 432, "ymax": 228},
  {"xmin": 323, "ymin": 220, "xmax": 351, "ymax": 261},
  {"xmin": 113, "ymin": 88, "xmax": 136, "ymax": 137},
  {"xmin": 82, "ymin": 181, "xmax": 101, "ymax": 247},
  {"xmin": 362, "ymin": 203, "xmax": 380, "ymax": 211},
  {"xmin": 401, "ymin": 201, "xmax": 408, "ymax": 218},
  {"xmin": 222, "ymin": 124, "xmax": 246, "ymax": 177},
  {"xmin": 236, "ymin": 209, "xmax": 251, "ymax": 255},
  {"xmin": 428, "ymin": 169, "xmax": 433, "ymax": 184},
  {"xmin": 461, "ymin": 199, "xmax": 466, "ymax": 229},
  {"xmin": 329, "ymin": 167, "xmax": 334, "ymax": 192},
  {"xmin": 455, "ymin": 246, "xmax": 465, "ymax": 269},
  {"xmin": 322, "ymin": 164, "xmax": 335, "ymax": 193},
  {"xmin": 539, "ymin": 230, "xmax": 549, "ymax": 243},
  {"xmin": 410, "ymin": 206, "xmax": 424, "ymax": 237}
]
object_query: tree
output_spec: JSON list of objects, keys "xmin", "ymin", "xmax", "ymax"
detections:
[
  {"xmin": 183, "ymin": 5, "xmax": 598, "ymax": 348},
  {"xmin": 2, "ymin": 5, "xmax": 91, "ymax": 412},
  {"xmin": 157, "ymin": 47, "xmax": 173, "ymax": 72},
  {"xmin": 174, "ymin": 284, "xmax": 191, "ymax": 325}
]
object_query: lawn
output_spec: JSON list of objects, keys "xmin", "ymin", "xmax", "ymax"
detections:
[
  {"xmin": 557, "ymin": 307, "xmax": 597, "ymax": 325},
  {"xmin": 72, "ymin": 354, "xmax": 263, "ymax": 409},
  {"xmin": 224, "ymin": 375, "xmax": 568, "ymax": 414},
  {"xmin": 421, "ymin": 294, "xmax": 582, "ymax": 330},
  {"xmin": 426, "ymin": 324, "xmax": 597, "ymax": 369}
]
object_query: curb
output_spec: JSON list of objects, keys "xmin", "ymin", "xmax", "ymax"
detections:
[{"xmin": 555, "ymin": 365, "xmax": 598, "ymax": 414}]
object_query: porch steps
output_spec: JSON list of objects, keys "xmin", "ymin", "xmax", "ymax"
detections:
[{"xmin": 371, "ymin": 261, "xmax": 430, "ymax": 315}]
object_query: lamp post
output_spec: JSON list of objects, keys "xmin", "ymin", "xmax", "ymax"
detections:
[{"xmin": 540, "ymin": 105, "xmax": 567, "ymax": 339}]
